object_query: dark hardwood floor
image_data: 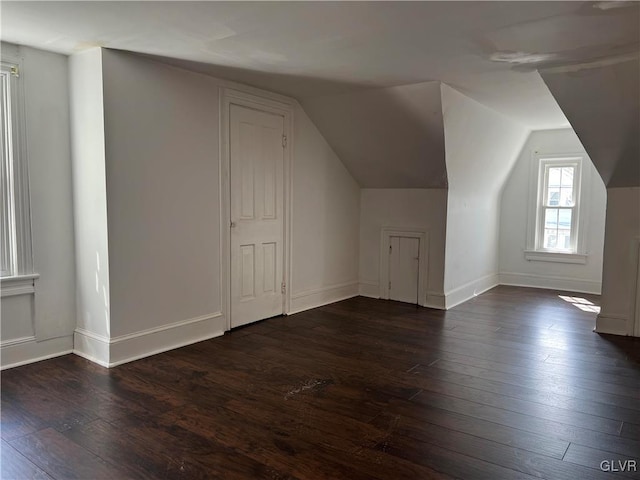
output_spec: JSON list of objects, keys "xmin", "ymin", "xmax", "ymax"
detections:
[{"xmin": 2, "ymin": 285, "xmax": 640, "ymax": 479}]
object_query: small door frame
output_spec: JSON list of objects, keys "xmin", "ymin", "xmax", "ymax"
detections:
[
  {"xmin": 379, "ymin": 227, "xmax": 429, "ymax": 306},
  {"xmin": 220, "ymin": 88, "xmax": 294, "ymax": 331}
]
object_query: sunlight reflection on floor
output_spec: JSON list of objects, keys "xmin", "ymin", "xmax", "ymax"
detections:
[{"xmin": 558, "ymin": 295, "xmax": 601, "ymax": 313}]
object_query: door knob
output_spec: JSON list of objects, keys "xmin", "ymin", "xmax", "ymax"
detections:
[{"xmin": 230, "ymin": 221, "xmax": 236, "ymax": 228}]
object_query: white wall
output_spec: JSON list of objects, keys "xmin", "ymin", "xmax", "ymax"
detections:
[
  {"xmin": 68, "ymin": 49, "xmax": 360, "ymax": 365},
  {"xmin": 441, "ymin": 84, "xmax": 529, "ymax": 308},
  {"xmin": 69, "ymin": 48, "xmax": 112, "ymax": 365},
  {"xmin": 101, "ymin": 50, "xmax": 222, "ymax": 347},
  {"xmin": 290, "ymin": 104, "xmax": 361, "ymax": 312},
  {"xmin": 597, "ymin": 187, "xmax": 640, "ymax": 336},
  {"xmin": 499, "ymin": 129, "xmax": 606, "ymax": 294},
  {"xmin": 358, "ymin": 189, "xmax": 447, "ymax": 308},
  {"xmin": 540, "ymin": 59, "xmax": 639, "ymax": 188},
  {"xmin": 1, "ymin": 44, "xmax": 76, "ymax": 368},
  {"xmin": 300, "ymin": 81, "xmax": 446, "ymax": 188}
]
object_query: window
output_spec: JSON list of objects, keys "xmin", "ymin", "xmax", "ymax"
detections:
[
  {"xmin": 526, "ymin": 154, "xmax": 588, "ymax": 264},
  {"xmin": 1, "ymin": 60, "xmax": 33, "ymax": 278},
  {"xmin": 538, "ymin": 159, "xmax": 580, "ymax": 252}
]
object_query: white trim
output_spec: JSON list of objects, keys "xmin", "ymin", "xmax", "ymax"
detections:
[
  {"xmin": 74, "ymin": 312, "xmax": 225, "ymax": 368},
  {"xmin": 0, "ymin": 273, "xmax": 39, "ymax": 297},
  {"xmin": 425, "ymin": 291, "xmax": 446, "ymax": 310},
  {"xmin": 526, "ymin": 152, "xmax": 590, "ymax": 256},
  {"xmin": 444, "ymin": 274, "xmax": 500, "ymax": 309},
  {"xmin": 220, "ymin": 87, "xmax": 293, "ymax": 331},
  {"xmin": 359, "ymin": 281, "xmax": 380, "ymax": 298},
  {"xmin": 0, "ymin": 57, "xmax": 34, "ymax": 278},
  {"xmin": 499, "ymin": 271, "xmax": 601, "ymax": 294},
  {"xmin": 73, "ymin": 329, "xmax": 110, "ymax": 367},
  {"xmin": 1, "ymin": 335, "xmax": 36, "ymax": 348},
  {"xmin": 595, "ymin": 313, "xmax": 628, "ymax": 336},
  {"xmin": 289, "ymin": 281, "xmax": 359, "ymax": 315},
  {"xmin": 1, "ymin": 335, "xmax": 73, "ymax": 370},
  {"xmin": 523, "ymin": 250, "xmax": 588, "ymax": 264},
  {"xmin": 379, "ymin": 227, "xmax": 429, "ymax": 306}
]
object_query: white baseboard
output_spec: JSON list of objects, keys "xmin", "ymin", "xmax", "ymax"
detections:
[
  {"xmin": 444, "ymin": 274, "xmax": 499, "ymax": 310},
  {"xmin": 426, "ymin": 291, "xmax": 446, "ymax": 310},
  {"xmin": 74, "ymin": 312, "xmax": 226, "ymax": 368},
  {"xmin": 1, "ymin": 335, "xmax": 73, "ymax": 370},
  {"xmin": 73, "ymin": 329, "xmax": 111, "ymax": 367},
  {"xmin": 289, "ymin": 281, "xmax": 359, "ymax": 315},
  {"xmin": 359, "ymin": 281, "xmax": 380, "ymax": 299},
  {"xmin": 595, "ymin": 313, "xmax": 629, "ymax": 336},
  {"xmin": 499, "ymin": 272, "xmax": 601, "ymax": 295}
]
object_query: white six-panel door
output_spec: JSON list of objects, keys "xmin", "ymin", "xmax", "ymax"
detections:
[{"xmin": 230, "ymin": 104, "xmax": 285, "ymax": 328}]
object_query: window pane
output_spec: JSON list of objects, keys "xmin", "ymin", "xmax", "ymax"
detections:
[
  {"xmin": 560, "ymin": 187, "xmax": 573, "ymax": 206},
  {"xmin": 558, "ymin": 209, "xmax": 572, "ymax": 250},
  {"xmin": 558, "ymin": 208, "xmax": 572, "ymax": 229},
  {"xmin": 548, "ymin": 167, "xmax": 561, "ymax": 188},
  {"xmin": 544, "ymin": 208, "xmax": 558, "ymax": 229},
  {"xmin": 561, "ymin": 167, "xmax": 574, "ymax": 187},
  {"xmin": 544, "ymin": 230, "xmax": 557, "ymax": 249},
  {"xmin": 547, "ymin": 188, "xmax": 560, "ymax": 206},
  {"xmin": 0, "ymin": 72, "xmax": 14, "ymax": 277}
]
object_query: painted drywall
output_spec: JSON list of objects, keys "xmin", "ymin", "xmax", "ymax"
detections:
[
  {"xmin": 69, "ymin": 48, "xmax": 111, "ymax": 347},
  {"xmin": 101, "ymin": 50, "xmax": 222, "ymax": 340},
  {"xmin": 540, "ymin": 58, "xmax": 639, "ymax": 188},
  {"xmin": 499, "ymin": 129, "xmax": 606, "ymax": 294},
  {"xmin": 300, "ymin": 82, "xmax": 446, "ymax": 188},
  {"xmin": 597, "ymin": 187, "xmax": 640, "ymax": 336},
  {"xmin": 1, "ymin": 44, "xmax": 76, "ymax": 367},
  {"xmin": 359, "ymin": 189, "xmax": 447, "ymax": 307},
  {"xmin": 441, "ymin": 84, "xmax": 529, "ymax": 307},
  {"xmin": 290, "ymin": 104, "xmax": 361, "ymax": 311},
  {"xmin": 68, "ymin": 49, "xmax": 360, "ymax": 364}
]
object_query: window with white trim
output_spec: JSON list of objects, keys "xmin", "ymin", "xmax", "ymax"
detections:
[
  {"xmin": 1, "ymin": 60, "xmax": 33, "ymax": 278},
  {"xmin": 524, "ymin": 153, "xmax": 590, "ymax": 265},
  {"xmin": 536, "ymin": 157, "xmax": 581, "ymax": 252}
]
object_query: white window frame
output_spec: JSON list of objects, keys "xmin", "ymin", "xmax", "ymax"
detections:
[
  {"xmin": 525, "ymin": 153, "xmax": 590, "ymax": 264},
  {"xmin": 1, "ymin": 58, "xmax": 34, "ymax": 280}
]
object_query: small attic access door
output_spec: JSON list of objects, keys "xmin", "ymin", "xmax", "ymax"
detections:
[{"xmin": 380, "ymin": 228, "xmax": 428, "ymax": 306}]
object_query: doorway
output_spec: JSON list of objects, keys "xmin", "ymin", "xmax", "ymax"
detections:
[
  {"xmin": 380, "ymin": 228, "xmax": 429, "ymax": 306},
  {"xmin": 221, "ymin": 89, "xmax": 293, "ymax": 330},
  {"xmin": 389, "ymin": 236, "xmax": 420, "ymax": 304}
]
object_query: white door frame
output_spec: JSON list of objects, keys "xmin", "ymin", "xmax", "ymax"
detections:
[
  {"xmin": 220, "ymin": 88, "xmax": 294, "ymax": 330},
  {"xmin": 379, "ymin": 227, "xmax": 429, "ymax": 306}
]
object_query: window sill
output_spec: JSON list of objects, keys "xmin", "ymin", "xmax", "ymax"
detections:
[
  {"xmin": 1, "ymin": 273, "xmax": 39, "ymax": 298},
  {"xmin": 524, "ymin": 250, "xmax": 587, "ymax": 264}
]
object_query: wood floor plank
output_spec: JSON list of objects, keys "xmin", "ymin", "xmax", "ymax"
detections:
[
  {"xmin": 410, "ymin": 384, "xmax": 640, "ymax": 458},
  {"xmin": 412, "ymin": 361, "xmax": 640, "ymax": 424},
  {"xmin": 0, "ymin": 440, "xmax": 52, "ymax": 480},
  {"xmin": 372, "ymin": 412, "xmax": 614, "ymax": 480},
  {"xmin": 8, "ymin": 428, "xmax": 121, "ymax": 479},
  {"xmin": 563, "ymin": 443, "xmax": 640, "ymax": 479},
  {"xmin": 372, "ymin": 398, "xmax": 570, "ymax": 459},
  {"xmin": 2, "ymin": 285, "xmax": 639, "ymax": 479}
]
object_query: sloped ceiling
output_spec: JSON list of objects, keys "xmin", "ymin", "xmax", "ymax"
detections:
[
  {"xmin": 2, "ymin": 1, "xmax": 638, "ymax": 189},
  {"xmin": 300, "ymin": 82, "xmax": 446, "ymax": 188},
  {"xmin": 0, "ymin": 0, "xmax": 596, "ymax": 129},
  {"xmin": 540, "ymin": 58, "xmax": 639, "ymax": 188}
]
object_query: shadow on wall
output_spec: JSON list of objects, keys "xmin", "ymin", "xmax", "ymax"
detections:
[
  {"xmin": 130, "ymin": 50, "xmax": 377, "ymax": 99},
  {"xmin": 133, "ymin": 50, "xmax": 448, "ymax": 190},
  {"xmin": 300, "ymin": 82, "xmax": 448, "ymax": 189}
]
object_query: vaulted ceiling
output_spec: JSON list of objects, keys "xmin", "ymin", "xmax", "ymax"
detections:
[
  {"xmin": 541, "ymin": 58, "xmax": 640, "ymax": 188},
  {"xmin": 3, "ymin": 1, "xmax": 637, "ymax": 129},
  {"xmin": 2, "ymin": 1, "xmax": 638, "ymax": 188}
]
